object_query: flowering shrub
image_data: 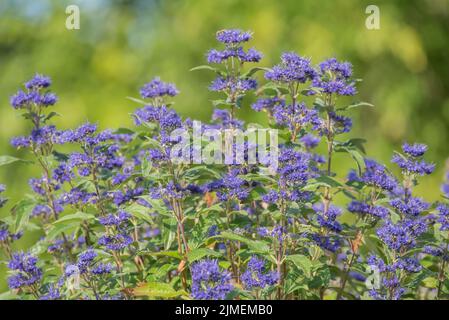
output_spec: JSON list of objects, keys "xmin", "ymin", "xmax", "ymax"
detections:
[{"xmin": 0, "ymin": 29, "xmax": 448, "ymax": 300}]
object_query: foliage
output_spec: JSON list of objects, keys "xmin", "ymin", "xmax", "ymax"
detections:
[{"xmin": 0, "ymin": 28, "xmax": 448, "ymax": 300}]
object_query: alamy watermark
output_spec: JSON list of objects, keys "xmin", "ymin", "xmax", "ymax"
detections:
[
  {"xmin": 66, "ymin": 5, "xmax": 80, "ymax": 30},
  {"xmin": 365, "ymin": 5, "xmax": 380, "ymax": 30}
]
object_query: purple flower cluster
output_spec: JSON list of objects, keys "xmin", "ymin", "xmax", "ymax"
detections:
[
  {"xmin": 347, "ymin": 200, "xmax": 389, "ymax": 219},
  {"xmin": 376, "ymin": 218, "xmax": 428, "ymax": 252},
  {"xmin": 66, "ymin": 249, "xmax": 113, "ymax": 276},
  {"xmin": 216, "ymin": 29, "xmax": 252, "ymax": 44},
  {"xmin": 265, "ymin": 52, "xmax": 316, "ymax": 84},
  {"xmin": 209, "ymin": 77, "xmax": 257, "ymax": 95},
  {"xmin": 140, "ymin": 77, "xmax": 179, "ymax": 99},
  {"xmin": 367, "ymin": 255, "xmax": 422, "ymax": 300},
  {"xmin": 392, "ymin": 143, "xmax": 434, "ymax": 176},
  {"xmin": 207, "ymin": 47, "xmax": 262, "ymax": 64},
  {"xmin": 241, "ymin": 256, "xmax": 279, "ymax": 290},
  {"xmin": 272, "ymin": 102, "xmax": 321, "ymax": 133},
  {"xmin": 311, "ymin": 58, "xmax": 356, "ymax": 96},
  {"xmin": 190, "ymin": 259, "xmax": 233, "ymax": 300},
  {"xmin": 347, "ymin": 159, "xmax": 398, "ymax": 192},
  {"xmin": 206, "ymin": 169, "xmax": 250, "ymax": 202},
  {"xmin": 314, "ymin": 203, "xmax": 343, "ymax": 233},
  {"xmin": 7, "ymin": 252, "xmax": 43, "ymax": 289}
]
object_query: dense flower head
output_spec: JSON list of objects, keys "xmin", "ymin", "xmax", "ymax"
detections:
[
  {"xmin": 272, "ymin": 102, "xmax": 321, "ymax": 132},
  {"xmin": 390, "ymin": 197, "xmax": 429, "ymax": 217},
  {"xmin": 40, "ymin": 284, "xmax": 62, "ymax": 300},
  {"xmin": 209, "ymin": 76, "xmax": 257, "ymax": 95},
  {"xmin": 423, "ymin": 245, "xmax": 449, "ymax": 261},
  {"xmin": 133, "ymin": 105, "xmax": 182, "ymax": 130},
  {"xmin": 10, "ymin": 90, "xmax": 58, "ymax": 109},
  {"xmin": 190, "ymin": 259, "xmax": 233, "ymax": 300},
  {"xmin": 277, "ymin": 148, "xmax": 313, "ymax": 187},
  {"xmin": 436, "ymin": 203, "xmax": 449, "ymax": 231},
  {"xmin": 312, "ymin": 58, "xmax": 356, "ymax": 96},
  {"xmin": 300, "ymin": 134, "xmax": 320, "ymax": 149},
  {"xmin": 241, "ymin": 256, "xmax": 279, "ymax": 289},
  {"xmin": 311, "ymin": 234, "xmax": 340, "ymax": 252},
  {"xmin": 207, "ymin": 47, "xmax": 262, "ymax": 64},
  {"xmin": 251, "ymin": 97, "xmax": 285, "ymax": 113},
  {"xmin": 367, "ymin": 255, "xmax": 422, "ymax": 300},
  {"xmin": 10, "ymin": 74, "xmax": 57, "ymax": 110},
  {"xmin": 25, "ymin": 74, "xmax": 52, "ymax": 89},
  {"xmin": 216, "ymin": 29, "xmax": 252, "ymax": 44},
  {"xmin": 99, "ymin": 211, "xmax": 131, "ymax": 226},
  {"xmin": 98, "ymin": 233, "xmax": 133, "ymax": 251},
  {"xmin": 0, "ymin": 226, "xmax": 22, "ymax": 243},
  {"xmin": 265, "ymin": 52, "xmax": 316, "ymax": 84},
  {"xmin": 319, "ymin": 112, "xmax": 352, "ymax": 135},
  {"xmin": 206, "ymin": 169, "xmax": 250, "ymax": 201},
  {"xmin": 7, "ymin": 252, "xmax": 43, "ymax": 289},
  {"xmin": 348, "ymin": 159, "xmax": 398, "ymax": 191},
  {"xmin": 140, "ymin": 77, "xmax": 179, "ymax": 99},
  {"xmin": 212, "ymin": 108, "xmax": 244, "ymax": 129},
  {"xmin": 347, "ymin": 201, "xmax": 389, "ymax": 219},
  {"xmin": 377, "ymin": 218, "xmax": 428, "ymax": 251},
  {"xmin": 258, "ymin": 225, "xmax": 289, "ymax": 244},
  {"xmin": 66, "ymin": 249, "xmax": 113, "ymax": 277},
  {"xmin": 402, "ymin": 143, "xmax": 428, "ymax": 157},
  {"xmin": 392, "ymin": 154, "xmax": 435, "ymax": 176},
  {"xmin": 262, "ymin": 189, "xmax": 311, "ymax": 204},
  {"xmin": 314, "ymin": 203, "xmax": 343, "ymax": 232}
]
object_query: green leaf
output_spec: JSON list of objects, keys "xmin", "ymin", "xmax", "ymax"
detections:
[
  {"xmin": 125, "ymin": 203, "xmax": 153, "ymax": 224},
  {"xmin": 217, "ymin": 232, "xmax": 270, "ymax": 253},
  {"xmin": 0, "ymin": 291, "xmax": 18, "ymax": 300},
  {"xmin": 190, "ymin": 65, "xmax": 221, "ymax": 74},
  {"xmin": 187, "ymin": 248, "xmax": 222, "ymax": 263},
  {"xmin": 303, "ymin": 176, "xmax": 343, "ymax": 191},
  {"xmin": 308, "ymin": 265, "xmax": 331, "ymax": 289},
  {"xmin": 347, "ymin": 149, "xmax": 366, "ymax": 175},
  {"xmin": 12, "ymin": 198, "xmax": 35, "ymax": 233},
  {"xmin": 44, "ymin": 111, "xmax": 61, "ymax": 122},
  {"xmin": 338, "ymin": 101, "xmax": 374, "ymax": 111},
  {"xmin": 241, "ymin": 67, "xmax": 271, "ymax": 78},
  {"xmin": 126, "ymin": 96, "xmax": 147, "ymax": 105},
  {"xmin": 46, "ymin": 222, "xmax": 79, "ymax": 241},
  {"xmin": 53, "ymin": 212, "xmax": 95, "ymax": 226},
  {"xmin": 133, "ymin": 282, "xmax": 186, "ymax": 298},
  {"xmin": 0, "ymin": 155, "xmax": 29, "ymax": 167},
  {"xmin": 142, "ymin": 250, "xmax": 182, "ymax": 260},
  {"xmin": 422, "ymin": 277, "xmax": 438, "ymax": 288},
  {"xmin": 141, "ymin": 156, "xmax": 152, "ymax": 178},
  {"xmin": 162, "ymin": 217, "xmax": 178, "ymax": 251},
  {"xmin": 286, "ymin": 254, "xmax": 313, "ymax": 277}
]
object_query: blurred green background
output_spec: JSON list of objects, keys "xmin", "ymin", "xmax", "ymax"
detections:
[{"xmin": 0, "ymin": 0, "xmax": 449, "ymax": 290}]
